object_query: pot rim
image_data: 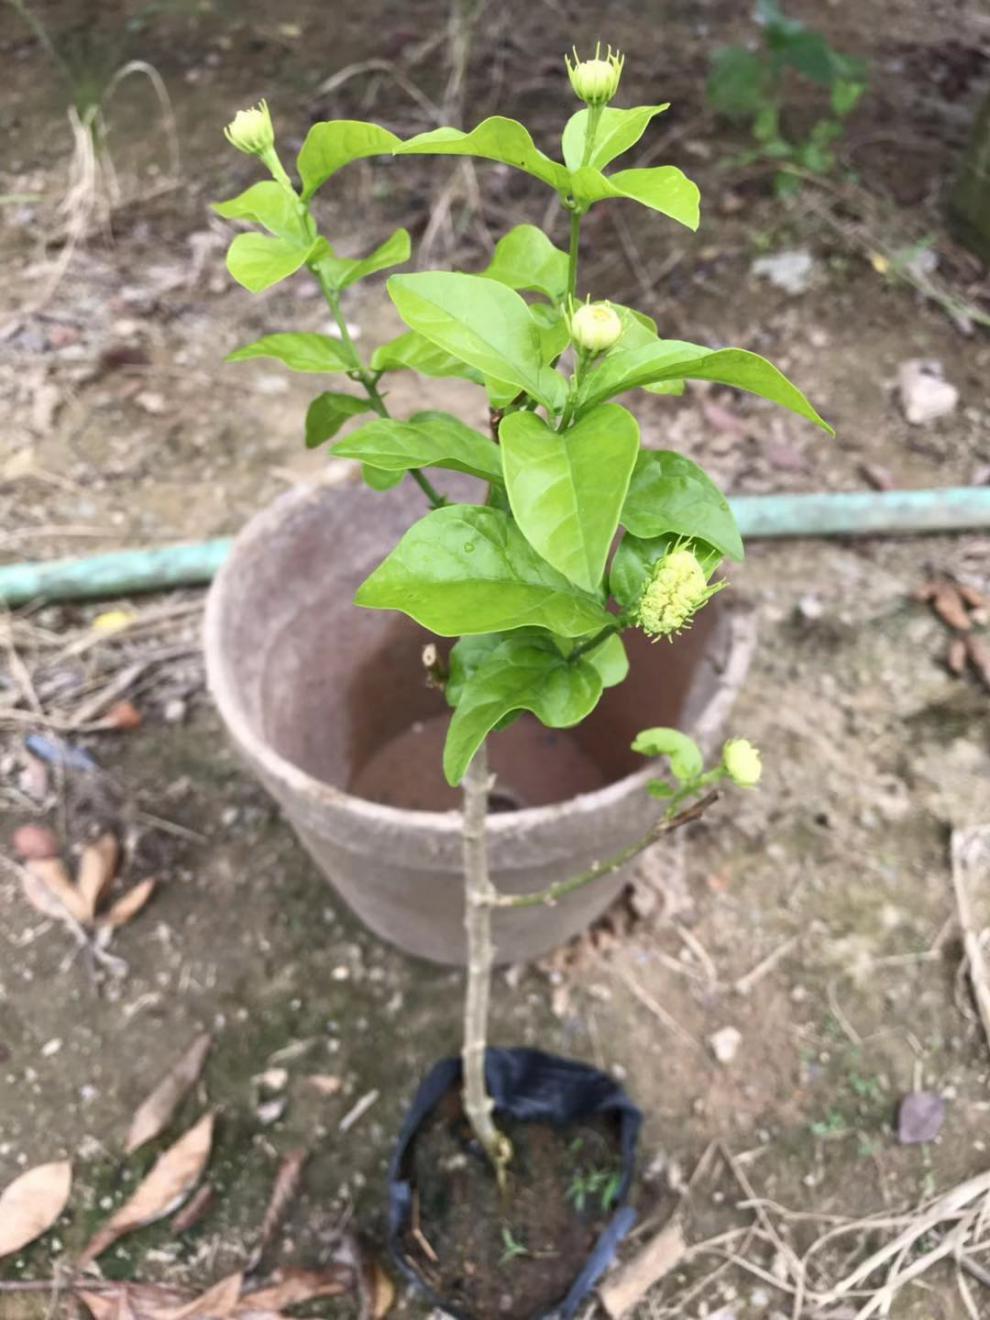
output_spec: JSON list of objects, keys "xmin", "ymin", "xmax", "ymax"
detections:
[{"xmin": 204, "ymin": 483, "xmax": 751, "ymax": 838}]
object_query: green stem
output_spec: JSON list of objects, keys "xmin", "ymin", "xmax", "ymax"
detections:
[
  {"xmin": 493, "ymin": 789, "xmax": 720, "ymax": 909},
  {"xmin": 567, "ymin": 209, "xmax": 582, "ymax": 302},
  {"xmin": 569, "ymin": 619, "xmax": 624, "ymax": 663}
]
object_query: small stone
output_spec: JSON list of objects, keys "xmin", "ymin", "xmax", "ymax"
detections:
[
  {"xmin": 897, "ymin": 1090, "xmax": 945, "ymax": 1144},
  {"xmin": 135, "ymin": 390, "xmax": 167, "ymax": 415},
  {"xmin": 163, "ymin": 697, "xmax": 187, "ymax": 724},
  {"xmin": 751, "ymin": 249, "xmax": 816, "ymax": 295},
  {"xmin": 709, "ymin": 1026, "xmax": 742, "ymax": 1065},
  {"xmin": 897, "ymin": 360, "xmax": 959, "ymax": 426}
]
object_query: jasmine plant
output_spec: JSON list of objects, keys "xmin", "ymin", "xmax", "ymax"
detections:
[{"xmin": 216, "ymin": 46, "xmax": 830, "ymax": 1182}]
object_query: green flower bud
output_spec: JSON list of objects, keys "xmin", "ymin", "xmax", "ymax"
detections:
[
  {"xmin": 566, "ymin": 43, "xmax": 625, "ymax": 106},
  {"xmin": 722, "ymin": 738, "xmax": 762, "ymax": 787},
  {"xmin": 570, "ymin": 300, "xmax": 622, "ymax": 354},
  {"xmin": 635, "ymin": 547, "xmax": 722, "ymax": 641},
  {"xmin": 224, "ymin": 100, "xmax": 275, "ymax": 157}
]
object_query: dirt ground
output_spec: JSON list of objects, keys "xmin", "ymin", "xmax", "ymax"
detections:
[{"xmin": 2, "ymin": 0, "xmax": 990, "ymax": 1316}]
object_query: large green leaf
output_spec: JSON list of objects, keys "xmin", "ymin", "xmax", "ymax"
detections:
[
  {"xmin": 482, "ymin": 224, "xmax": 569, "ymax": 303},
  {"xmin": 297, "ymin": 120, "xmax": 401, "ymax": 200},
  {"xmin": 578, "ymin": 339, "xmax": 832, "ymax": 432},
  {"xmin": 212, "ymin": 181, "xmax": 313, "ymax": 243},
  {"xmin": 331, "ymin": 411, "xmax": 501, "ymax": 481},
  {"xmin": 561, "ymin": 104, "xmax": 669, "ymax": 171},
  {"xmin": 394, "ymin": 116, "xmax": 570, "ymax": 192},
  {"xmin": 609, "ymin": 531, "xmax": 723, "ymax": 608},
  {"xmin": 500, "ymin": 403, "xmax": 640, "ymax": 591},
  {"xmin": 621, "ymin": 452, "xmax": 744, "ymax": 561},
  {"xmin": 570, "ymin": 165, "xmax": 700, "ymax": 230},
  {"xmin": 354, "ymin": 505, "xmax": 611, "ymax": 638},
  {"xmin": 225, "ymin": 232, "xmax": 321, "ymax": 293},
  {"xmin": 225, "ymin": 332, "xmax": 350, "ymax": 373},
  {"xmin": 371, "ymin": 330, "xmax": 484, "ymax": 383},
  {"xmin": 318, "ymin": 228, "xmax": 411, "ymax": 291},
  {"xmin": 305, "ymin": 392, "xmax": 371, "ymax": 448},
  {"xmin": 388, "ymin": 272, "xmax": 567, "ymax": 413},
  {"xmin": 443, "ymin": 632, "xmax": 603, "ymax": 785}
]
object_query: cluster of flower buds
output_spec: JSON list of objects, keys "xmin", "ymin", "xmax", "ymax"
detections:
[
  {"xmin": 635, "ymin": 547, "xmax": 723, "ymax": 642},
  {"xmin": 568, "ymin": 299, "xmax": 623, "ymax": 354},
  {"xmin": 722, "ymin": 738, "xmax": 762, "ymax": 787},
  {"xmin": 565, "ymin": 43, "xmax": 625, "ymax": 106}
]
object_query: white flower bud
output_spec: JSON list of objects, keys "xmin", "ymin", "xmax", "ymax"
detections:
[
  {"xmin": 224, "ymin": 100, "xmax": 275, "ymax": 157},
  {"xmin": 636, "ymin": 547, "xmax": 721, "ymax": 640},
  {"xmin": 723, "ymin": 738, "xmax": 762, "ymax": 787},
  {"xmin": 570, "ymin": 301, "xmax": 622, "ymax": 354},
  {"xmin": 566, "ymin": 44, "xmax": 625, "ymax": 106}
]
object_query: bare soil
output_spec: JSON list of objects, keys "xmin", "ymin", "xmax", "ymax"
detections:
[{"xmin": 1, "ymin": 1, "xmax": 990, "ymax": 1317}]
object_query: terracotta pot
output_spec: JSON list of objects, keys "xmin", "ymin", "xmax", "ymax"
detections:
[{"xmin": 204, "ymin": 481, "xmax": 752, "ymax": 965}]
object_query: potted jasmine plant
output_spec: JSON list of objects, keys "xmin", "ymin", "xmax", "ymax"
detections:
[{"xmin": 206, "ymin": 44, "xmax": 828, "ymax": 1317}]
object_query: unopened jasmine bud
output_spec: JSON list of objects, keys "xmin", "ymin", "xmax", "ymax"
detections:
[
  {"xmin": 566, "ymin": 44, "xmax": 625, "ymax": 106},
  {"xmin": 570, "ymin": 300, "xmax": 622, "ymax": 354},
  {"xmin": 636, "ymin": 547, "xmax": 721, "ymax": 641},
  {"xmin": 224, "ymin": 100, "xmax": 275, "ymax": 157},
  {"xmin": 723, "ymin": 738, "xmax": 762, "ymax": 787}
]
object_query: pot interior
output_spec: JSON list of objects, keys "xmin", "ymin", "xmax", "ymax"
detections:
[{"xmin": 220, "ymin": 485, "xmax": 726, "ymax": 813}]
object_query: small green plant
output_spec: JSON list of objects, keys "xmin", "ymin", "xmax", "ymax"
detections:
[
  {"xmin": 499, "ymin": 1224, "xmax": 529, "ymax": 1265},
  {"xmin": 707, "ymin": 0, "xmax": 867, "ymax": 194},
  {"xmin": 567, "ymin": 1165, "xmax": 624, "ymax": 1214},
  {"xmin": 217, "ymin": 44, "xmax": 830, "ymax": 1188}
]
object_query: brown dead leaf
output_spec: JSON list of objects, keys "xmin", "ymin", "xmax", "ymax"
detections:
[
  {"xmin": 948, "ymin": 636, "xmax": 968, "ymax": 675},
  {"xmin": 958, "ymin": 582, "xmax": 987, "ymax": 610},
  {"xmin": 25, "ymin": 857, "xmax": 90, "ymax": 923},
  {"xmin": 913, "ymin": 580, "xmax": 939, "ymax": 603},
  {"xmin": 171, "ymin": 1181, "xmax": 214, "ymax": 1234},
  {"xmin": 303, "ymin": 1074, "xmax": 342, "ymax": 1097},
  {"xmin": 966, "ymin": 635, "xmax": 990, "ymax": 691},
  {"xmin": 77, "ymin": 1284, "xmax": 194, "ymax": 1320},
  {"xmin": 77, "ymin": 832, "xmax": 120, "ymax": 921},
  {"xmin": 169, "ymin": 1272, "xmax": 243, "ymax": 1319},
  {"xmin": 932, "ymin": 583, "xmax": 971, "ymax": 632},
  {"xmin": 12, "ymin": 823, "xmax": 60, "ymax": 860},
  {"xmin": 368, "ymin": 1261, "xmax": 395, "ymax": 1319},
  {"xmin": 79, "ymin": 1112, "xmax": 214, "ymax": 1265},
  {"xmin": 126, "ymin": 1033, "xmax": 212, "ymax": 1155},
  {"xmin": 101, "ymin": 878, "xmax": 157, "ymax": 930},
  {"xmin": 0, "ymin": 1160, "xmax": 72, "ymax": 1257},
  {"xmin": 104, "ymin": 700, "xmax": 143, "ymax": 730},
  {"xmin": 245, "ymin": 1148, "xmax": 307, "ymax": 1272},
  {"xmin": 235, "ymin": 1268, "xmax": 352, "ymax": 1312}
]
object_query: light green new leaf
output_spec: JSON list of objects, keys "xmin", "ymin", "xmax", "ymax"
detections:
[
  {"xmin": 388, "ymin": 272, "xmax": 567, "ymax": 413},
  {"xmin": 570, "ymin": 165, "xmax": 700, "ymax": 230},
  {"xmin": 530, "ymin": 303, "xmax": 570, "ymax": 363},
  {"xmin": 331, "ymin": 412, "xmax": 501, "ymax": 482},
  {"xmin": 579, "ymin": 339, "xmax": 832, "ymax": 432},
  {"xmin": 354, "ymin": 505, "xmax": 611, "ymax": 638},
  {"xmin": 443, "ymin": 632, "xmax": 603, "ymax": 785},
  {"xmin": 362, "ymin": 464, "xmax": 404, "ymax": 491},
  {"xmin": 319, "ymin": 228, "xmax": 411, "ymax": 291},
  {"xmin": 609, "ymin": 531, "xmax": 723, "ymax": 608},
  {"xmin": 587, "ymin": 631, "xmax": 629, "ymax": 687},
  {"xmin": 500, "ymin": 403, "xmax": 640, "ymax": 591},
  {"xmin": 482, "ymin": 224, "xmax": 569, "ymax": 303},
  {"xmin": 226, "ymin": 332, "xmax": 350, "ymax": 373},
  {"xmin": 305, "ymin": 392, "xmax": 371, "ymax": 448},
  {"xmin": 225, "ymin": 232, "xmax": 321, "ymax": 292},
  {"xmin": 371, "ymin": 331, "xmax": 484, "ymax": 384},
  {"xmin": 297, "ymin": 120, "xmax": 401, "ymax": 200},
  {"xmin": 212, "ymin": 181, "xmax": 312, "ymax": 243},
  {"xmin": 561, "ymin": 104, "xmax": 669, "ymax": 171},
  {"xmin": 621, "ymin": 452, "xmax": 743, "ymax": 561},
  {"xmin": 395, "ymin": 117, "xmax": 570, "ymax": 192},
  {"xmin": 631, "ymin": 727, "xmax": 703, "ymax": 782}
]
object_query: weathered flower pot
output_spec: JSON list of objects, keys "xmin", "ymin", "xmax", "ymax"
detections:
[{"xmin": 204, "ymin": 479, "xmax": 752, "ymax": 965}]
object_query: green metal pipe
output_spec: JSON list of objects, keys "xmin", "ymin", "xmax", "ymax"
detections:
[{"xmin": 1, "ymin": 486, "xmax": 989, "ymax": 608}]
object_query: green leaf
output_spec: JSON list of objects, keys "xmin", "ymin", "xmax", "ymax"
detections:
[
  {"xmin": 482, "ymin": 224, "xmax": 569, "ymax": 303},
  {"xmin": 305, "ymin": 392, "xmax": 371, "ymax": 448},
  {"xmin": 707, "ymin": 47, "xmax": 771, "ymax": 118},
  {"xmin": 354, "ymin": 505, "xmax": 611, "ymax": 638},
  {"xmin": 388, "ymin": 272, "xmax": 567, "ymax": 413},
  {"xmin": 225, "ymin": 232, "xmax": 321, "ymax": 293},
  {"xmin": 225, "ymin": 332, "xmax": 350, "ymax": 373},
  {"xmin": 530, "ymin": 303, "xmax": 570, "ymax": 363},
  {"xmin": 631, "ymin": 726, "xmax": 703, "ymax": 782},
  {"xmin": 443, "ymin": 632, "xmax": 603, "ymax": 785},
  {"xmin": 318, "ymin": 228, "xmax": 411, "ymax": 291},
  {"xmin": 570, "ymin": 165, "xmax": 700, "ymax": 231},
  {"xmin": 621, "ymin": 452, "xmax": 744, "ymax": 561},
  {"xmin": 395, "ymin": 117, "xmax": 570, "ymax": 192},
  {"xmin": 362, "ymin": 464, "xmax": 404, "ymax": 491},
  {"xmin": 579, "ymin": 339, "xmax": 833, "ymax": 432},
  {"xmin": 561, "ymin": 104, "xmax": 669, "ymax": 171},
  {"xmin": 331, "ymin": 411, "xmax": 501, "ymax": 481},
  {"xmin": 499, "ymin": 403, "xmax": 640, "ymax": 591},
  {"xmin": 609, "ymin": 531, "xmax": 723, "ymax": 608},
  {"xmin": 212, "ymin": 181, "xmax": 312, "ymax": 243},
  {"xmin": 586, "ymin": 632, "xmax": 629, "ymax": 688},
  {"xmin": 371, "ymin": 330, "xmax": 484, "ymax": 384},
  {"xmin": 297, "ymin": 120, "xmax": 401, "ymax": 200}
]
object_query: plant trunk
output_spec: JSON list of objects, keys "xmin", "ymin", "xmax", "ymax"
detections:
[
  {"xmin": 460, "ymin": 743, "xmax": 511, "ymax": 1181},
  {"xmin": 949, "ymin": 89, "xmax": 990, "ymax": 265}
]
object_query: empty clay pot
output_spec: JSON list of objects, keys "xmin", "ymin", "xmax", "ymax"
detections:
[{"xmin": 204, "ymin": 479, "xmax": 752, "ymax": 965}]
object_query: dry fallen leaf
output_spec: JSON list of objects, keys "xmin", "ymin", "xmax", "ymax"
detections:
[
  {"xmin": 303, "ymin": 1074, "xmax": 342, "ymax": 1097},
  {"xmin": 25, "ymin": 857, "xmax": 90, "ymax": 923},
  {"xmin": 368, "ymin": 1261, "xmax": 395, "ymax": 1319},
  {"xmin": 78, "ymin": 1284, "xmax": 194, "ymax": 1320},
  {"xmin": 236, "ymin": 1268, "xmax": 352, "ymax": 1312},
  {"xmin": 948, "ymin": 636, "xmax": 968, "ymax": 675},
  {"xmin": 958, "ymin": 582, "xmax": 987, "ymax": 610},
  {"xmin": 105, "ymin": 699, "xmax": 143, "ymax": 730},
  {"xmin": 932, "ymin": 583, "xmax": 971, "ymax": 632},
  {"xmin": 77, "ymin": 832, "xmax": 120, "ymax": 921},
  {"xmin": 0, "ymin": 1160, "xmax": 72, "ymax": 1258},
  {"xmin": 79, "ymin": 1112, "xmax": 214, "ymax": 1265},
  {"xmin": 126, "ymin": 1033, "xmax": 212, "ymax": 1155},
  {"xmin": 170, "ymin": 1272, "xmax": 244, "ymax": 1319},
  {"xmin": 12, "ymin": 823, "xmax": 60, "ymax": 860},
  {"xmin": 966, "ymin": 635, "xmax": 990, "ymax": 691},
  {"xmin": 246, "ymin": 1148, "xmax": 308, "ymax": 1272},
  {"xmin": 101, "ymin": 878, "xmax": 157, "ymax": 931},
  {"xmin": 171, "ymin": 1181, "xmax": 214, "ymax": 1235}
]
